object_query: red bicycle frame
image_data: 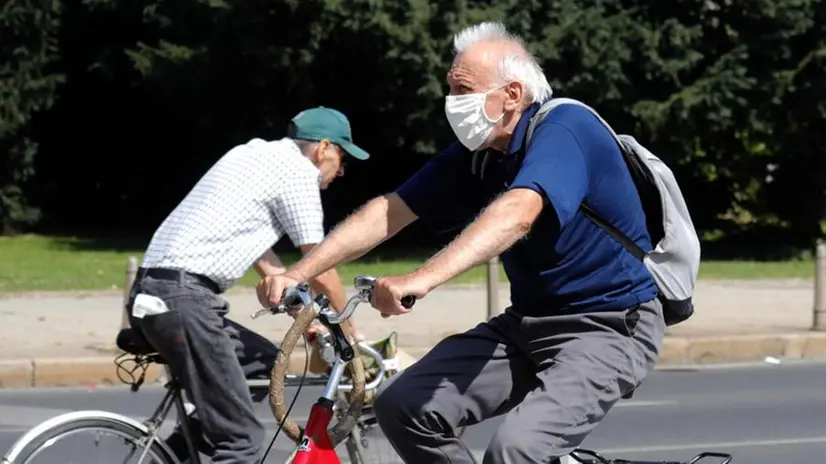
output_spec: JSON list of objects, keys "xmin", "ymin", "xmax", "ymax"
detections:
[{"xmin": 290, "ymin": 397, "xmax": 340, "ymax": 464}]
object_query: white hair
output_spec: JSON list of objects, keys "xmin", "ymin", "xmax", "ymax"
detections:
[
  {"xmin": 293, "ymin": 139, "xmax": 319, "ymax": 157},
  {"xmin": 453, "ymin": 21, "xmax": 553, "ymax": 103}
]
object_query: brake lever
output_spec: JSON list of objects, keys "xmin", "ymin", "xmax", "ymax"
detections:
[
  {"xmin": 249, "ymin": 282, "xmax": 313, "ymax": 319},
  {"xmin": 250, "ymin": 308, "xmax": 270, "ymax": 319},
  {"xmin": 250, "ymin": 305, "xmax": 289, "ymax": 320}
]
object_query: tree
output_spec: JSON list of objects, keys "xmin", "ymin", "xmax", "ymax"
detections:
[{"xmin": 0, "ymin": 0, "xmax": 63, "ymax": 234}]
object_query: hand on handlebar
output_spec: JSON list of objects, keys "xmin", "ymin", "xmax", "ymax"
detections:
[
  {"xmin": 256, "ymin": 273, "xmax": 302, "ymax": 308},
  {"xmin": 372, "ymin": 275, "xmax": 426, "ymax": 318}
]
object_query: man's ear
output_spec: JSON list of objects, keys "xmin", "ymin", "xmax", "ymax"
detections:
[
  {"xmin": 504, "ymin": 81, "xmax": 524, "ymax": 111},
  {"xmin": 307, "ymin": 140, "xmax": 326, "ymax": 162},
  {"xmin": 318, "ymin": 139, "xmax": 334, "ymax": 158}
]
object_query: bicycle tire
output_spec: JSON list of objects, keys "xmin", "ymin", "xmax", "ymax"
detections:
[
  {"xmin": 269, "ymin": 305, "xmax": 367, "ymax": 447},
  {"xmin": 2, "ymin": 410, "xmax": 178, "ymax": 464}
]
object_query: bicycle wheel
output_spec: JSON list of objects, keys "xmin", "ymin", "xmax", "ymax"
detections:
[{"xmin": 3, "ymin": 410, "xmax": 178, "ymax": 464}]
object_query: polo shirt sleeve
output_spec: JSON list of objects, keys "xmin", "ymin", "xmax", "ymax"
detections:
[
  {"xmin": 271, "ymin": 169, "xmax": 326, "ymax": 247},
  {"xmin": 509, "ymin": 121, "xmax": 589, "ymax": 228},
  {"xmin": 395, "ymin": 142, "xmax": 471, "ymax": 229}
]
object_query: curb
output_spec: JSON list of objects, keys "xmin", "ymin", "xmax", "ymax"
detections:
[
  {"xmin": 656, "ymin": 331, "xmax": 826, "ymax": 365},
  {"xmin": 2, "ymin": 332, "xmax": 826, "ymax": 388}
]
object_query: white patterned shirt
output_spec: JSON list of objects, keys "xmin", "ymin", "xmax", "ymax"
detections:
[{"xmin": 141, "ymin": 137, "xmax": 324, "ymax": 291}]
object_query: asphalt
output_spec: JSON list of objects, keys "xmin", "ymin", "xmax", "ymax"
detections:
[{"xmin": 1, "ymin": 360, "xmax": 825, "ymax": 463}]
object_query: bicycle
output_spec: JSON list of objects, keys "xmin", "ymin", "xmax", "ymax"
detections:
[
  {"xmin": 242, "ymin": 276, "xmax": 734, "ymax": 464},
  {"xmin": 2, "ymin": 274, "xmax": 734, "ymax": 464},
  {"xmin": 0, "ymin": 276, "xmax": 405, "ymax": 464},
  {"xmin": 260, "ymin": 276, "xmax": 734, "ymax": 464}
]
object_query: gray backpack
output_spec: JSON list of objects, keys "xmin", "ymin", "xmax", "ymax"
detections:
[{"xmin": 526, "ymin": 98, "xmax": 701, "ymax": 326}]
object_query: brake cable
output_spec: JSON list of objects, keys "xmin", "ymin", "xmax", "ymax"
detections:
[{"xmin": 259, "ymin": 334, "xmax": 310, "ymax": 463}]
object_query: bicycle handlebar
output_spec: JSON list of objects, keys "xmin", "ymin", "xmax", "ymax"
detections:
[
  {"xmin": 250, "ymin": 274, "xmax": 417, "ymax": 321},
  {"xmin": 262, "ymin": 275, "xmax": 415, "ymax": 447}
]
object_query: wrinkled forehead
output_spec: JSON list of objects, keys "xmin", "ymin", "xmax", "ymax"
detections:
[
  {"xmin": 446, "ymin": 40, "xmax": 529, "ymax": 94},
  {"xmin": 446, "ymin": 46, "xmax": 499, "ymax": 93}
]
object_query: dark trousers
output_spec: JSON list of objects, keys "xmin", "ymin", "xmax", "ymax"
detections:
[
  {"xmin": 372, "ymin": 300, "xmax": 666, "ymax": 464},
  {"xmin": 126, "ymin": 275, "xmax": 279, "ymax": 464}
]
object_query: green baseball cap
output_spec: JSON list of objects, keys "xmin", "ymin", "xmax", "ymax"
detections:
[{"xmin": 288, "ymin": 106, "xmax": 370, "ymax": 160}]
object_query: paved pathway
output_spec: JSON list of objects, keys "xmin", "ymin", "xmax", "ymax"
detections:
[{"xmin": 0, "ymin": 279, "xmax": 816, "ymax": 359}]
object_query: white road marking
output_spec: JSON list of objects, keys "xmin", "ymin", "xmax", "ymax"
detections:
[
  {"xmin": 596, "ymin": 436, "xmax": 826, "ymax": 454},
  {"xmin": 614, "ymin": 400, "xmax": 676, "ymax": 408},
  {"xmin": 654, "ymin": 358, "xmax": 826, "ymax": 371},
  {"xmin": 471, "ymin": 437, "xmax": 826, "ymax": 463}
]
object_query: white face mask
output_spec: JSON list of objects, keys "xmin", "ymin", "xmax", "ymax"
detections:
[{"xmin": 444, "ymin": 84, "xmax": 506, "ymax": 151}]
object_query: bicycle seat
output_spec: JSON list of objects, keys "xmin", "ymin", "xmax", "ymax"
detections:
[{"xmin": 116, "ymin": 328, "xmax": 162, "ymax": 359}]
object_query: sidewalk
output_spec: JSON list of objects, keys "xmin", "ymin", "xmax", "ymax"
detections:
[{"xmin": 1, "ymin": 278, "xmax": 825, "ymax": 387}]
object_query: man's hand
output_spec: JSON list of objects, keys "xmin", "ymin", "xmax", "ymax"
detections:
[
  {"xmin": 256, "ymin": 273, "xmax": 302, "ymax": 308},
  {"xmin": 371, "ymin": 274, "xmax": 429, "ymax": 319},
  {"xmin": 256, "ymin": 272, "xmax": 366, "ymax": 340}
]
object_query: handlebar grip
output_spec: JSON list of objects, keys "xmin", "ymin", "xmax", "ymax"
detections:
[
  {"xmin": 281, "ymin": 292, "xmax": 302, "ymax": 307},
  {"xmin": 400, "ymin": 295, "xmax": 416, "ymax": 309},
  {"xmin": 277, "ymin": 283, "xmax": 311, "ymax": 309}
]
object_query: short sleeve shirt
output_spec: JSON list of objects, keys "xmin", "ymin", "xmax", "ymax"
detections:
[
  {"xmin": 141, "ymin": 138, "xmax": 324, "ymax": 290},
  {"xmin": 396, "ymin": 103, "xmax": 658, "ymax": 313}
]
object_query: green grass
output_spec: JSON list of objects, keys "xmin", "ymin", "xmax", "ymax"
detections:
[
  {"xmin": 0, "ymin": 234, "xmax": 816, "ymax": 293},
  {"xmin": 0, "ymin": 235, "xmax": 501, "ymax": 293}
]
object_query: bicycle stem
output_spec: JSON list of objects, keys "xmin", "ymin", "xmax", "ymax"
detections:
[{"xmin": 321, "ymin": 359, "xmax": 347, "ymax": 401}]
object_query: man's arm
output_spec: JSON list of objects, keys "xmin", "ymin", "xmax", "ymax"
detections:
[
  {"xmin": 253, "ymin": 248, "xmax": 286, "ymax": 278},
  {"xmin": 288, "ymin": 193, "xmax": 417, "ymax": 282},
  {"xmin": 410, "ymin": 188, "xmax": 544, "ymax": 291},
  {"xmin": 261, "ymin": 143, "xmax": 470, "ymax": 312},
  {"xmin": 298, "ymin": 244, "xmax": 349, "ymax": 311},
  {"xmin": 288, "ymin": 143, "xmax": 470, "ymax": 282},
  {"xmin": 252, "ymin": 246, "xmax": 348, "ymax": 311}
]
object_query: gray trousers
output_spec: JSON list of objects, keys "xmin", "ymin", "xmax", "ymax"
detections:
[
  {"xmin": 127, "ymin": 275, "xmax": 279, "ymax": 464},
  {"xmin": 373, "ymin": 299, "xmax": 666, "ymax": 464}
]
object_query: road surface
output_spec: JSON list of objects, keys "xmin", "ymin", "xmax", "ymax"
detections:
[{"xmin": 1, "ymin": 361, "xmax": 825, "ymax": 463}]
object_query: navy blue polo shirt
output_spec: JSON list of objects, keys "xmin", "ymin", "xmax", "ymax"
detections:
[{"xmin": 396, "ymin": 102, "xmax": 658, "ymax": 314}]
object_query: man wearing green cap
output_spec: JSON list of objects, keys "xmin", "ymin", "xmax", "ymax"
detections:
[{"xmin": 123, "ymin": 106, "xmax": 370, "ymax": 463}]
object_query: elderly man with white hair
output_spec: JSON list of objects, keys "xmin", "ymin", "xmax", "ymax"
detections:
[{"xmin": 257, "ymin": 21, "xmax": 665, "ymax": 463}]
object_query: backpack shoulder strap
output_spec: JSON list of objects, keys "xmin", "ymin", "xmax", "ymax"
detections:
[
  {"xmin": 580, "ymin": 204, "xmax": 646, "ymax": 260},
  {"xmin": 527, "ymin": 98, "xmax": 624, "ymax": 147},
  {"xmin": 526, "ymin": 98, "xmax": 648, "ymax": 261}
]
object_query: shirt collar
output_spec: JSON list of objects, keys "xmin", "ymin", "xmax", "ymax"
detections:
[
  {"xmin": 285, "ymin": 138, "xmax": 323, "ymax": 185},
  {"xmin": 505, "ymin": 102, "xmax": 542, "ymax": 156},
  {"xmin": 260, "ymin": 137, "xmax": 322, "ymax": 185}
]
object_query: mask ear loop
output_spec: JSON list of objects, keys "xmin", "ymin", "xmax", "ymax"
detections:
[{"xmin": 481, "ymin": 82, "xmax": 510, "ymax": 123}]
